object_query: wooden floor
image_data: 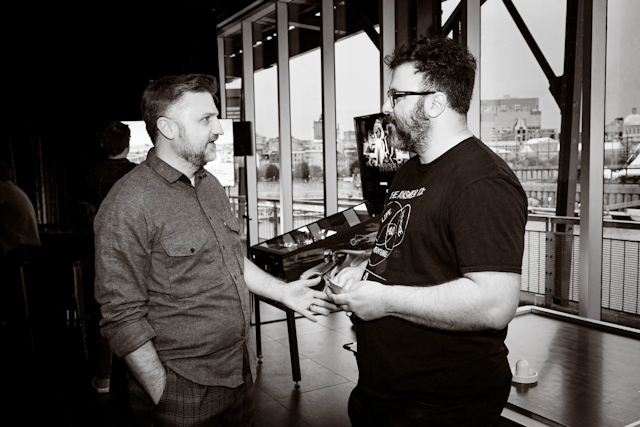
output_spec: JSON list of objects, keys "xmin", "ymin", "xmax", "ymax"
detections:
[
  {"xmin": 0, "ymin": 302, "xmax": 359, "ymax": 427},
  {"xmin": 504, "ymin": 307, "xmax": 640, "ymax": 427},
  {"xmin": 4, "ymin": 300, "xmax": 605, "ymax": 427}
]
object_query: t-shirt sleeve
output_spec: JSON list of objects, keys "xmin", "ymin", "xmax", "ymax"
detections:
[{"xmin": 448, "ymin": 177, "xmax": 527, "ymax": 274}]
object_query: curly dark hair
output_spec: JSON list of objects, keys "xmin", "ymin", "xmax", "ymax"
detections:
[
  {"xmin": 97, "ymin": 121, "xmax": 131, "ymax": 157},
  {"xmin": 384, "ymin": 36, "xmax": 477, "ymax": 115},
  {"xmin": 141, "ymin": 74, "xmax": 219, "ymax": 143}
]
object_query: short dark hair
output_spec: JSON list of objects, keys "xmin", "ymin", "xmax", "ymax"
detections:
[
  {"xmin": 97, "ymin": 121, "xmax": 131, "ymax": 157},
  {"xmin": 384, "ymin": 36, "xmax": 477, "ymax": 115},
  {"xmin": 141, "ymin": 74, "xmax": 219, "ymax": 143}
]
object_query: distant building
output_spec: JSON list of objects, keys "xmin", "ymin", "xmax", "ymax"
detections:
[
  {"xmin": 623, "ymin": 107, "xmax": 640, "ymax": 143},
  {"xmin": 481, "ymin": 96, "xmax": 555, "ymax": 144},
  {"xmin": 255, "ymin": 134, "xmax": 269, "ymax": 166},
  {"xmin": 313, "ymin": 116, "xmax": 340, "ymax": 147},
  {"xmin": 291, "ymin": 139, "xmax": 306, "ymax": 166},
  {"xmin": 254, "ymin": 117, "xmax": 360, "ymax": 174},
  {"xmin": 314, "ymin": 119, "xmax": 323, "ymax": 140},
  {"xmin": 605, "ymin": 117, "xmax": 625, "ymax": 142},
  {"xmin": 289, "ymin": 136, "xmax": 322, "ymax": 169},
  {"xmin": 484, "ymin": 140, "xmax": 519, "ymax": 164},
  {"xmin": 341, "ymin": 130, "xmax": 357, "ymax": 155},
  {"xmin": 604, "ymin": 107, "xmax": 640, "ymax": 169},
  {"xmin": 519, "ymin": 137, "xmax": 560, "ymax": 161}
]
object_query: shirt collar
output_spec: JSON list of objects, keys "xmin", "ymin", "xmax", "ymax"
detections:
[
  {"xmin": 146, "ymin": 148, "xmax": 208, "ymax": 186},
  {"xmin": 145, "ymin": 148, "xmax": 188, "ymax": 184}
]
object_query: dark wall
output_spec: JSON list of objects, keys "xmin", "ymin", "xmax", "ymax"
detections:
[{"xmin": 2, "ymin": 3, "xmax": 220, "ymax": 226}]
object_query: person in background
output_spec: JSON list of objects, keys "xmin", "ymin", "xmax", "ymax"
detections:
[
  {"xmin": 0, "ymin": 161, "xmax": 41, "ymax": 258},
  {"xmin": 86, "ymin": 121, "xmax": 137, "ymax": 214},
  {"xmin": 94, "ymin": 73, "xmax": 336, "ymax": 426},
  {"xmin": 331, "ymin": 36, "xmax": 528, "ymax": 426},
  {"xmin": 84, "ymin": 120, "xmax": 137, "ymax": 394},
  {"xmin": 0, "ymin": 161, "xmax": 42, "ymax": 327}
]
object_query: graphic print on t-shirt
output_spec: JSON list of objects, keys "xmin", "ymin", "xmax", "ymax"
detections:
[{"xmin": 369, "ymin": 200, "xmax": 411, "ymax": 267}]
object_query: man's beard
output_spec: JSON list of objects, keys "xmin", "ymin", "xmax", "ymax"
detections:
[
  {"xmin": 382, "ymin": 101, "xmax": 431, "ymax": 154},
  {"xmin": 174, "ymin": 122, "xmax": 216, "ymax": 168}
]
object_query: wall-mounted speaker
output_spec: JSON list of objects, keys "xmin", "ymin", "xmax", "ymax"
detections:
[{"xmin": 233, "ymin": 121, "xmax": 253, "ymax": 157}]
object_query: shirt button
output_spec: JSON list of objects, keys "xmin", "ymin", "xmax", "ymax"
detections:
[{"xmin": 190, "ymin": 248, "xmax": 195, "ymax": 253}]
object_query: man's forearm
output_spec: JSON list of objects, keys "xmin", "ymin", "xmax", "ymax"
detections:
[
  {"xmin": 384, "ymin": 272, "xmax": 521, "ymax": 331},
  {"xmin": 124, "ymin": 340, "xmax": 166, "ymax": 404},
  {"xmin": 243, "ymin": 258, "xmax": 286, "ymax": 301}
]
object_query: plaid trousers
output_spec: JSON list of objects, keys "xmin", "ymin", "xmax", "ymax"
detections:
[{"xmin": 128, "ymin": 361, "xmax": 254, "ymax": 427}]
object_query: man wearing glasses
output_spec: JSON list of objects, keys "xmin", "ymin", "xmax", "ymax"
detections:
[{"xmin": 331, "ymin": 36, "xmax": 528, "ymax": 426}]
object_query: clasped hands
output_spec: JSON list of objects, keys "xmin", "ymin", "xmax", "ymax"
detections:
[
  {"xmin": 325, "ymin": 266, "xmax": 388, "ymax": 321},
  {"xmin": 281, "ymin": 276, "xmax": 337, "ymax": 322}
]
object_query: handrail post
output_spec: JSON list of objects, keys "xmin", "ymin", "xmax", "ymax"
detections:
[{"xmin": 273, "ymin": 200, "xmax": 278, "ymax": 238}]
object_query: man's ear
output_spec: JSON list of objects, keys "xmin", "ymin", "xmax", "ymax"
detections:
[
  {"xmin": 157, "ymin": 117, "xmax": 176, "ymax": 140},
  {"xmin": 425, "ymin": 92, "xmax": 447, "ymax": 118}
]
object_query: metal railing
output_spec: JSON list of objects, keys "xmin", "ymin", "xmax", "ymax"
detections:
[
  {"xmin": 230, "ymin": 196, "xmax": 640, "ymax": 317},
  {"xmin": 228, "ymin": 196, "xmax": 363, "ymax": 241},
  {"xmin": 524, "ymin": 214, "xmax": 640, "ymax": 316}
]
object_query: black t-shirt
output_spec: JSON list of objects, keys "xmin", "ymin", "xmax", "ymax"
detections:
[{"xmin": 356, "ymin": 136, "xmax": 528, "ymax": 402}]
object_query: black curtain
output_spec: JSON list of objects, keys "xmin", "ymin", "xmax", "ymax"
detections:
[{"xmin": 1, "ymin": 3, "xmax": 220, "ymax": 226}]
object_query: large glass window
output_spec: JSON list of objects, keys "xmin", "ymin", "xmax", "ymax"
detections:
[
  {"xmin": 253, "ymin": 12, "xmax": 280, "ymax": 241},
  {"xmin": 223, "ymin": 30, "xmax": 245, "ymax": 234},
  {"xmin": 603, "ymin": 0, "xmax": 640, "ymax": 326},
  {"xmin": 224, "ymin": 30, "xmax": 243, "ymax": 123},
  {"xmin": 214, "ymin": 0, "xmax": 640, "ymax": 328},
  {"xmin": 481, "ymin": 0, "xmax": 564, "ymax": 183},
  {"xmin": 289, "ymin": 0, "xmax": 324, "ymax": 228},
  {"xmin": 334, "ymin": 0, "xmax": 380, "ymax": 209},
  {"xmin": 481, "ymin": 0, "xmax": 565, "ymax": 212},
  {"xmin": 481, "ymin": 0, "xmax": 566, "ymax": 306}
]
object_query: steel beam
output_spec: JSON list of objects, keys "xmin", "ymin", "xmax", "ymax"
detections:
[
  {"xmin": 381, "ymin": 0, "xmax": 395, "ymax": 108},
  {"xmin": 321, "ymin": 0, "xmax": 338, "ymax": 215},
  {"xmin": 553, "ymin": 0, "xmax": 581, "ymax": 305},
  {"xmin": 242, "ymin": 21, "xmax": 259, "ymax": 246},
  {"xmin": 578, "ymin": 0, "xmax": 606, "ymax": 320},
  {"xmin": 462, "ymin": 0, "xmax": 481, "ymax": 137},
  {"xmin": 277, "ymin": 3, "xmax": 293, "ymax": 232}
]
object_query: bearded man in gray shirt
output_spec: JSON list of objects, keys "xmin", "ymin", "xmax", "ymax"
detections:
[{"xmin": 94, "ymin": 74, "xmax": 336, "ymax": 427}]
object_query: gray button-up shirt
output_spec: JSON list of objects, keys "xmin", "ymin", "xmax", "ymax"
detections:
[{"xmin": 94, "ymin": 148, "xmax": 256, "ymax": 387}]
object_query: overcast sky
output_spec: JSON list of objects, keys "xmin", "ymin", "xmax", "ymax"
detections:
[{"xmin": 236, "ymin": 0, "xmax": 640, "ymax": 140}]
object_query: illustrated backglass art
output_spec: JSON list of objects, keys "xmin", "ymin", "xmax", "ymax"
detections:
[{"xmin": 354, "ymin": 112, "xmax": 412, "ymax": 215}]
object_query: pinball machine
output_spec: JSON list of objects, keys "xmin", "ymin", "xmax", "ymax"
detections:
[
  {"xmin": 249, "ymin": 202, "xmax": 380, "ymax": 387},
  {"xmin": 249, "ymin": 112, "xmax": 411, "ymax": 386}
]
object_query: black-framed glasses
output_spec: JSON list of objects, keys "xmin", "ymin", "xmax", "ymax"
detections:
[{"xmin": 387, "ymin": 89, "xmax": 436, "ymax": 107}]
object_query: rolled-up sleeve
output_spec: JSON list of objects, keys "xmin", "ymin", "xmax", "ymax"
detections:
[{"xmin": 94, "ymin": 177, "xmax": 156, "ymax": 358}]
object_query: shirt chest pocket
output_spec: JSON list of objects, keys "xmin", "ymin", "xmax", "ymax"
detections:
[
  {"xmin": 219, "ymin": 212, "xmax": 241, "ymax": 234},
  {"xmin": 218, "ymin": 215, "xmax": 246, "ymax": 273},
  {"xmin": 160, "ymin": 229, "xmax": 221, "ymax": 299}
]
